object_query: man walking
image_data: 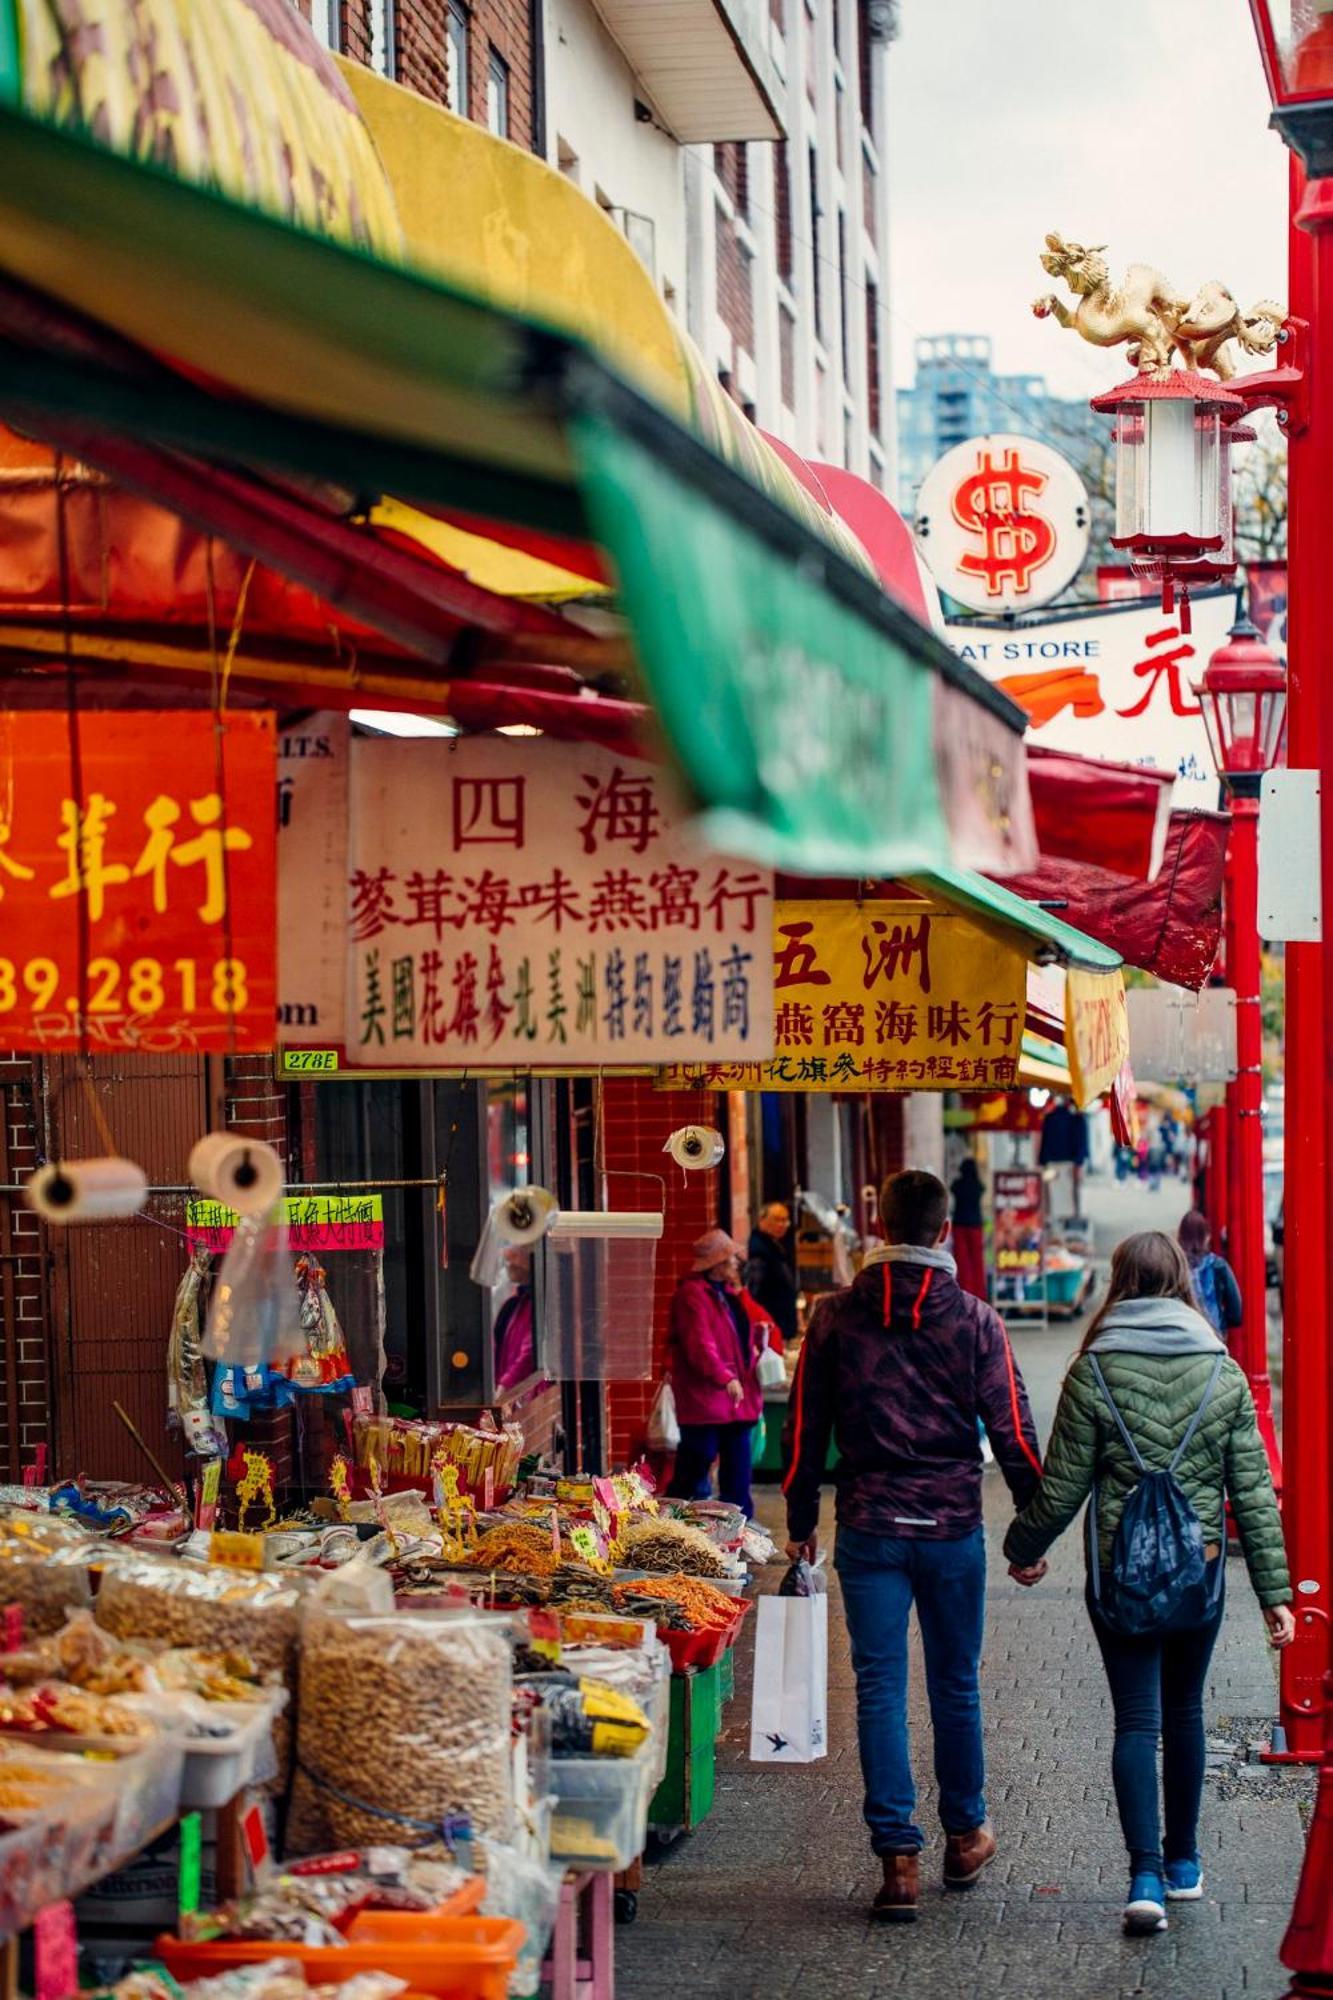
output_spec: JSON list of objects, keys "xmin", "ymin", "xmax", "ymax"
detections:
[
  {"xmin": 747, "ymin": 1201, "xmax": 798, "ymax": 1351},
  {"xmin": 782, "ymin": 1169, "xmax": 1043, "ymax": 1922}
]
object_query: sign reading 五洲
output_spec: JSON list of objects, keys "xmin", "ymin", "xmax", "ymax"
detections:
[
  {"xmin": 0, "ymin": 711, "xmax": 275, "ymax": 1050},
  {"xmin": 185, "ymin": 1194, "xmax": 385, "ymax": 1254},
  {"xmin": 1065, "ymin": 966, "xmax": 1130, "ymax": 1111},
  {"xmin": 346, "ymin": 739, "xmax": 774, "ymax": 1067},
  {"xmin": 915, "ymin": 435, "xmax": 1090, "ymax": 617},
  {"xmin": 659, "ymin": 900, "xmax": 1026, "ymax": 1091}
]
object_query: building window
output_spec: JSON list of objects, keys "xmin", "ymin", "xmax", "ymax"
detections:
[
  {"xmin": 369, "ymin": 0, "xmax": 393, "ymax": 77},
  {"xmin": 808, "ymin": 143, "xmax": 823, "ymax": 343},
  {"xmin": 835, "ymin": 75, "xmax": 845, "ymax": 170},
  {"xmin": 779, "ymin": 303, "xmax": 796, "ymax": 411},
  {"xmin": 838, "ymin": 209, "xmax": 849, "ymax": 382},
  {"xmin": 446, "ymin": 1, "xmax": 469, "ymax": 116},
  {"xmin": 866, "ymin": 273, "xmax": 881, "ymax": 436},
  {"xmin": 774, "ymin": 143, "xmax": 793, "ymax": 284},
  {"xmin": 862, "ymin": 150, "xmax": 877, "ymax": 244},
  {"xmin": 858, "ymin": 0, "xmax": 876, "ymax": 132},
  {"xmin": 309, "ymin": 0, "xmax": 339, "ymax": 50},
  {"xmin": 713, "ymin": 143, "xmax": 749, "ymax": 220},
  {"xmin": 486, "ymin": 48, "xmax": 510, "ymax": 136}
]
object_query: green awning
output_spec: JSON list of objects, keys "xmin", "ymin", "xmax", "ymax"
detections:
[{"xmin": 910, "ymin": 865, "xmax": 1123, "ymax": 973}]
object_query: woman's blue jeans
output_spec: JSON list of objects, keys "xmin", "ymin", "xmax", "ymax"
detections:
[
  {"xmin": 1088, "ymin": 1579, "xmax": 1225, "ymax": 1877},
  {"xmin": 834, "ymin": 1524, "xmax": 988, "ymax": 1855}
]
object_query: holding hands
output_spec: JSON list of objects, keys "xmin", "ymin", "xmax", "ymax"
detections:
[{"xmin": 1008, "ymin": 1559, "xmax": 1048, "ymax": 1587}]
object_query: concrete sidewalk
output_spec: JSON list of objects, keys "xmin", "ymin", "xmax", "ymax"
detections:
[{"xmin": 619, "ymin": 1187, "xmax": 1313, "ymax": 2000}]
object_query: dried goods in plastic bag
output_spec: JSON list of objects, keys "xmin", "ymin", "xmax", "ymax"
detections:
[
  {"xmin": 202, "ymin": 1211, "xmax": 305, "ymax": 1369},
  {"xmin": 286, "ymin": 1607, "xmax": 514, "ymax": 1856}
]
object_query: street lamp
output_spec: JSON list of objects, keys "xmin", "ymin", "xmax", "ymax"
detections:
[
  {"xmin": 1244, "ymin": 9, "xmax": 1333, "ymax": 1986},
  {"xmin": 1091, "ymin": 372, "xmax": 1245, "ymax": 625},
  {"xmin": 1192, "ymin": 613, "xmax": 1286, "ymax": 1498}
]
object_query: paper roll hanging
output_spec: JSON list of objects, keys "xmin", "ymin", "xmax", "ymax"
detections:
[
  {"xmin": 25, "ymin": 1159, "xmax": 148, "ymax": 1224},
  {"xmin": 470, "ymin": 1185, "xmax": 559, "ymax": 1287},
  {"xmin": 663, "ymin": 1125, "xmax": 726, "ymax": 1172},
  {"xmin": 188, "ymin": 1132, "xmax": 284, "ymax": 1217}
]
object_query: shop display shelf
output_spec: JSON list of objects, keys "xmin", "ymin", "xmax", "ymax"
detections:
[
  {"xmin": 660, "ymin": 1623, "xmax": 730, "ymax": 1674},
  {"xmin": 549, "ymin": 1736, "xmax": 657, "ymax": 1873}
]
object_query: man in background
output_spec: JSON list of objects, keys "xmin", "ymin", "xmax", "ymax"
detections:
[{"xmin": 747, "ymin": 1201, "xmax": 798, "ymax": 1353}]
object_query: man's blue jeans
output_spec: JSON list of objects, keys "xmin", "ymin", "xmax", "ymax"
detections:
[{"xmin": 834, "ymin": 1524, "xmax": 988, "ymax": 1855}]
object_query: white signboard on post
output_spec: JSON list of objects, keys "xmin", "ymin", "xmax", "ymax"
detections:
[
  {"xmin": 949, "ymin": 591, "xmax": 1235, "ymax": 806},
  {"xmin": 1126, "ymin": 984, "xmax": 1237, "ymax": 1084},
  {"xmin": 1259, "ymin": 769, "xmax": 1322, "ymax": 942},
  {"xmin": 277, "ymin": 712, "xmax": 348, "ymax": 1043},
  {"xmin": 346, "ymin": 739, "xmax": 775, "ymax": 1068},
  {"xmin": 915, "ymin": 434, "xmax": 1090, "ymax": 616}
]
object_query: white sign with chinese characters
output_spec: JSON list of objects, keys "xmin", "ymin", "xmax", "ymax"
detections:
[
  {"xmin": 950, "ymin": 590, "xmax": 1235, "ymax": 804},
  {"xmin": 277, "ymin": 713, "xmax": 348, "ymax": 1043},
  {"xmin": 345, "ymin": 739, "xmax": 775, "ymax": 1067}
]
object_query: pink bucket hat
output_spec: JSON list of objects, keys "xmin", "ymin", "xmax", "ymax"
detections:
[{"xmin": 691, "ymin": 1227, "xmax": 744, "ymax": 1274}]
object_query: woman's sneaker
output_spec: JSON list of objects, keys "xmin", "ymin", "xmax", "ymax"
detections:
[
  {"xmin": 1164, "ymin": 1858, "xmax": 1203, "ymax": 1901},
  {"xmin": 1124, "ymin": 1873, "xmax": 1168, "ymax": 1934}
]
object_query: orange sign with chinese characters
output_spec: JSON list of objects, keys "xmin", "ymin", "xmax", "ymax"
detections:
[
  {"xmin": 0, "ymin": 711, "xmax": 275, "ymax": 1051},
  {"xmin": 659, "ymin": 900, "xmax": 1027, "ymax": 1092}
]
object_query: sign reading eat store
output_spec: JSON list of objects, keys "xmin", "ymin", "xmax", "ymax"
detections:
[{"xmin": 0, "ymin": 711, "xmax": 275, "ymax": 1051}]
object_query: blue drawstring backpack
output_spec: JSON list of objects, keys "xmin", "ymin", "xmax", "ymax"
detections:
[
  {"xmin": 1192, "ymin": 1254, "xmax": 1225, "ymax": 1336},
  {"xmin": 1085, "ymin": 1352, "xmax": 1226, "ymax": 1636}
]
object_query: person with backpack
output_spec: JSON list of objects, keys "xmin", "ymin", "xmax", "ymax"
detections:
[
  {"xmin": 783, "ymin": 1170, "xmax": 1044, "ymax": 1922},
  {"xmin": 1002, "ymin": 1231, "xmax": 1292, "ymax": 1937},
  {"xmin": 1178, "ymin": 1209, "xmax": 1243, "ymax": 1343}
]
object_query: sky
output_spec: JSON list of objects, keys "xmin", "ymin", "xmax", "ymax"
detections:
[{"xmin": 886, "ymin": 1, "xmax": 1290, "ymax": 409}]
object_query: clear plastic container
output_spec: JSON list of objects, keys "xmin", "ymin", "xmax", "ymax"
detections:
[{"xmin": 548, "ymin": 1737, "xmax": 656, "ymax": 1873}]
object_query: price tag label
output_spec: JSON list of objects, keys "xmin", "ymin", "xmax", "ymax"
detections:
[
  {"xmin": 593, "ymin": 1476, "xmax": 618, "ymax": 1514},
  {"xmin": 34, "ymin": 1901, "xmax": 77, "ymax": 2000},
  {"xmin": 196, "ymin": 1459, "xmax": 222, "ymax": 1533},
  {"xmin": 568, "ymin": 1524, "xmax": 601, "ymax": 1567},
  {"xmin": 242, "ymin": 1803, "xmax": 273, "ymax": 1883},
  {"xmin": 210, "ymin": 1530, "xmax": 265, "ymax": 1571},
  {"xmin": 179, "ymin": 1812, "xmax": 203, "ymax": 1918}
]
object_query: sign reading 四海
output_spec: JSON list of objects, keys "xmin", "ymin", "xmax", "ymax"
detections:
[
  {"xmin": 346, "ymin": 739, "xmax": 774, "ymax": 1068},
  {"xmin": 659, "ymin": 900, "xmax": 1026, "ymax": 1092},
  {"xmin": 185, "ymin": 1194, "xmax": 385, "ymax": 1253},
  {"xmin": 0, "ymin": 711, "xmax": 275, "ymax": 1051},
  {"xmin": 915, "ymin": 435, "xmax": 1090, "ymax": 617}
]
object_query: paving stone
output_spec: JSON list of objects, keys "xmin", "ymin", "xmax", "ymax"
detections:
[{"xmin": 615, "ymin": 1217, "xmax": 1316, "ymax": 2000}]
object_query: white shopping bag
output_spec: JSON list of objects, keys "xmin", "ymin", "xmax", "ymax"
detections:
[
  {"xmin": 749, "ymin": 1590, "xmax": 829, "ymax": 1763},
  {"xmin": 647, "ymin": 1378, "xmax": 680, "ymax": 1452}
]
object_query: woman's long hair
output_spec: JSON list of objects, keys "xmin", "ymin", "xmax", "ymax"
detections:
[
  {"xmin": 1177, "ymin": 1208, "xmax": 1211, "ymax": 1268},
  {"xmin": 1078, "ymin": 1230, "xmax": 1198, "ymax": 1355}
]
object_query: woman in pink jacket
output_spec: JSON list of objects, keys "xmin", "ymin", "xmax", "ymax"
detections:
[{"xmin": 665, "ymin": 1228, "xmax": 769, "ymax": 1517}]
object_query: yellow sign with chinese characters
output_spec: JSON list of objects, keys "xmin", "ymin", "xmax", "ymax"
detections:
[
  {"xmin": 1065, "ymin": 967, "xmax": 1130, "ymax": 1111},
  {"xmin": 659, "ymin": 901, "xmax": 1027, "ymax": 1092}
]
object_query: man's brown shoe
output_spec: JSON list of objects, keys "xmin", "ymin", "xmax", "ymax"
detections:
[
  {"xmin": 943, "ymin": 1822, "xmax": 997, "ymax": 1890},
  {"xmin": 872, "ymin": 1852, "xmax": 920, "ymax": 1922}
]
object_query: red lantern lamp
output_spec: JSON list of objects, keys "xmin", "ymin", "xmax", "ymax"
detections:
[
  {"xmin": 1091, "ymin": 371, "xmax": 1245, "ymax": 625},
  {"xmin": 1249, "ymin": 1, "xmax": 1333, "ymax": 173},
  {"xmin": 1192, "ymin": 610, "xmax": 1288, "ymax": 798}
]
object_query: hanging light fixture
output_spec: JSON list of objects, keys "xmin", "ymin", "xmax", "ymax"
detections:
[
  {"xmin": 1193, "ymin": 608, "xmax": 1288, "ymax": 796},
  {"xmin": 1248, "ymin": 0, "xmax": 1333, "ymax": 173},
  {"xmin": 1091, "ymin": 371, "xmax": 1246, "ymax": 628}
]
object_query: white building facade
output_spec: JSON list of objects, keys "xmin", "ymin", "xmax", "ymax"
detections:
[{"xmin": 542, "ymin": 1, "xmax": 898, "ymax": 489}]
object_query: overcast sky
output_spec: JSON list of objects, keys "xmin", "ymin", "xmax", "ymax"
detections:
[{"xmin": 886, "ymin": 2, "xmax": 1290, "ymax": 407}]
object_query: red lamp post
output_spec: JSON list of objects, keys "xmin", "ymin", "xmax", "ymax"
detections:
[
  {"xmin": 1244, "ymin": 6, "xmax": 1333, "ymax": 1985},
  {"xmin": 1193, "ymin": 618, "xmax": 1286, "ymax": 1487}
]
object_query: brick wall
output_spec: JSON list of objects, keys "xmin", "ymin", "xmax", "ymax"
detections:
[
  {"xmin": 601, "ymin": 1077, "xmax": 720, "ymax": 1468},
  {"xmin": 715, "ymin": 204, "xmax": 755, "ymax": 371},
  {"xmin": 294, "ymin": 0, "xmax": 536, "ymax": 148},
  {"xmin": 0, "ymin": 1059, "xmax": 49, "ymax": 1476}
]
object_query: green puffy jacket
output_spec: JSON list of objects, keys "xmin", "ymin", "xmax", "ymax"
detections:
[{"xmin": 1003, "ymin": 1345, "xmax": 1290, "ymax": 1609}]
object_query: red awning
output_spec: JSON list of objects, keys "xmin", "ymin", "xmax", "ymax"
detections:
[
  {"xmin": 994, "ymin": 810, "xmax": 1229, "ymax": 990},
  {"xmin": 1026, "ymin": 746, "xmax": 1175, "ymax": 882}
]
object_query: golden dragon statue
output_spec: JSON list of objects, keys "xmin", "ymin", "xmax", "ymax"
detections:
[{"xmin": 1033, "ymin": 233, "xmax": 1284, "ymax": 379}]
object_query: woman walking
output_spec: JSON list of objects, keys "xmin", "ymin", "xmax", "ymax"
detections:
[
  {"xmin": 1177, "ymin": 1209, "xmax": 1243, "ymax": 1345},
  {"xmin": 950, "ymin": 1157, "xmax": 987, "ymax": 1301},
  {"xmin": 664, "ymin": 1229, "xmax": 769, "ymax": 1517},
  {"xmin": 1003, "ymin": 1232, "xmax": 1292, "ymax": 1936}
]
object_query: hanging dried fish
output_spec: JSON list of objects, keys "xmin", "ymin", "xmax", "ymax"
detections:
[{"xmin": 167, "ymin": 1245, "xmax": 221, "ymax": 1457}]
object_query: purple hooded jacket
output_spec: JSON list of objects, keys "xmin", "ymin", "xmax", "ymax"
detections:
[
  {"xmin": 782, "ymin": 1249, "xmax": 1043, "ymax": 1544},
  {"xmin": 667, "ymin": 1273, "xmax": 767, "ymax": 1427}
]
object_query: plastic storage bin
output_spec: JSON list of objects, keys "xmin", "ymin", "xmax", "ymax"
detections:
[
  {"xmin": 549, "ymin": 1737, "xmax": 656, "ymax": 1872},
  {"xmin": 157, "ymin": 1908, "xmax": 521, "ymax": 2000}
]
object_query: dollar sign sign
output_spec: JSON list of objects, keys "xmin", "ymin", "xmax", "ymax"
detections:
[{"xmin": 951, "ymin": 448, "xmax": 1057, "ymax": 597}]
